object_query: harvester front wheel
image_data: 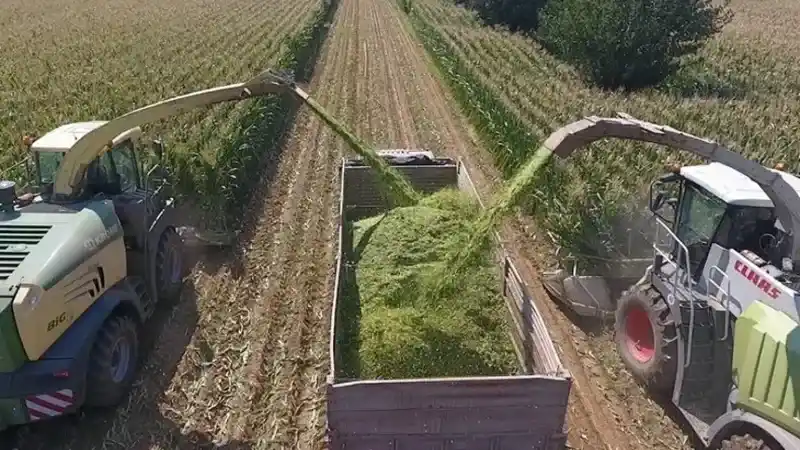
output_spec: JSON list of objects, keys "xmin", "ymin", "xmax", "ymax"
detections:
[
  {"xmin": 85, "ymin": 315, "xmax": 139, "ymax": 407},
  {"xmin": 614, "ymin": 284, "xmax": 677, "ymax": 394},
  {"xmin": 155, "ymin": 226, "xmax": 184, "ymax": 304}
]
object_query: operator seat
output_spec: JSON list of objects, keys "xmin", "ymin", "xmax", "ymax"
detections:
[{"xmin": 86, "ymin": 158, "xmax": 121, "ymax": 196}]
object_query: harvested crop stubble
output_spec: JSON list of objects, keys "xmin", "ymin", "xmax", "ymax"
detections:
[{"xmin": 339, "ymin": 188, "xmax": 519, "ymax": 380}]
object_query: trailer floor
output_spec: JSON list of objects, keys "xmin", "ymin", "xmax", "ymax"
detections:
[{"xmin": 12, "ymin": 0, "xmax": 692, "ymax": 448}]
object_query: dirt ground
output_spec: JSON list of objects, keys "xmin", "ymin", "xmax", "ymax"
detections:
[{"xmin": 10, "ymin": 0, "xmax": 695, "ymax": 448}]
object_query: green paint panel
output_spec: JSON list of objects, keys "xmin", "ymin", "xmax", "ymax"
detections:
[
  {"xmin": 733, "ymin": 301, "xmax": 800, "ymax": 437},
  {"xmin": 0, "ymin": 304, "xmax": 26, "ymax": 373},
  {"xmin": 0, "ymin": 397, "xmax": 28, "ymax": 429}
]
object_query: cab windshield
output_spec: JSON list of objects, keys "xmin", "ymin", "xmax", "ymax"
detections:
[
  {"xmin": 36, "ymin": 151, "xmax": 65, "ymax": 185},
  {"xmin": 674, "ymin": 182, "xmax": 728, "ymax": 275}
]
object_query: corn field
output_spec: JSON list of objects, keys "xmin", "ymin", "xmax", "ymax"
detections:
[
  {"xmin": 0, "ymin": 0, "xmax": 331, "ymax": 230},
  {"xmin": 409, "ymin": 0, "xmax": 800, "ymax": 266}
]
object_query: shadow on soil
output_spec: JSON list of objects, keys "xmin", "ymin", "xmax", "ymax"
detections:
[
  {"xmin": 658, "ymin": 63, "xmax": 750, "ymax": 100},
  {"xmin": 543, "ymin": 290, "xmax": 705, "ymax": 449}
]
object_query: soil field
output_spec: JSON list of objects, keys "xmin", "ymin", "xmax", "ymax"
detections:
[{"xmin": 2, "ymin": 0, "xmax": 797, "ymax": 448}]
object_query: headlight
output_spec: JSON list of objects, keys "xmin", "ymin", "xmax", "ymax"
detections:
[{"xmin": 13, "ymin": 284, "xmax": 44, "ymax": 311}]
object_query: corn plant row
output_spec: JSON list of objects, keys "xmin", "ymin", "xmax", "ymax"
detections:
[
  {"xmin": 0, "ymin": 0, "xmax": 315, "ymax": 169},
  {"xmin": 169, "ymin": 0, "xmax": 342, "ymax": 230},
  {"xmin": 0, "ymin": 0, "xmax": 336, "ymax": 232},
  {"xmin": 409, "ymin": 0, "xmax": 800, "ymax": 265}
]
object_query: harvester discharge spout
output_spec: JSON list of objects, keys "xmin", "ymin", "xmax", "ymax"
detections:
[{"xmin": 536, "ymin": 113, "xmax": 800, "ymax": 317}]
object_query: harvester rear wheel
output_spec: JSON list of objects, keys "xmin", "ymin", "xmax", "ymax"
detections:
[
  {"xmin": 155, "ymin": 226, "xmax": 184, "ymax": 304},
  {"xmin": 84, "ymin": 314, "xmax": 139, "ymax": 407},
  {"xmin": 719, "ymin": 434, "xmax": 773, "ymax": 450},
  {"xmin": 614, "ymin": 284, "xmax": 677, "ymax": 394}
]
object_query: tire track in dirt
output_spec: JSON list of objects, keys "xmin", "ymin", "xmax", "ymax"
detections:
[
  {"xmin": 228, "ymin": 2, "xmax": 358, "ymax": 446},
  {"xmin": 211, "ymin": 117, "xmax": 320, "ymax": 442},
  {"xmin": 214, "ymin": 31, "xmax": 351, "ymax": 450},
  {"xmin": 353, "ymin": 0, "xmax": 374, "ymax": 145},
  {"xmin": 365, "ymin": 0, "xmax": 400, "ymax": 149},
  {"xmin": 370, "ymin": 0, "xmax": 418, "ymax": 149}
]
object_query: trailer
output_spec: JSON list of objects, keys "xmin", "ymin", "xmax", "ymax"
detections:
[{"xmin": 326, "ymin": 151, "xmax": 573, "ymax": 450}]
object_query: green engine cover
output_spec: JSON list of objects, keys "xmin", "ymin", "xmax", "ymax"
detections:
[
  {"xmin": 733, "ymin": 301, "xmax": 800, "ymax": 437},
  {"xmin": 0, "ymin": 397, "xmax": 28, "ymax": 428}
]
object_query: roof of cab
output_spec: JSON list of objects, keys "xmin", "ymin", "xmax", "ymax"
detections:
[
  {"xmin": 681, "ymin": 162, "xmax": 800, "ymax": 208},
  {"xmin": 30, "ymin": 121, "xmax": 109, "ymax": 153}
]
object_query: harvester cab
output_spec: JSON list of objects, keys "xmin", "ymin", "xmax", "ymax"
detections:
[
  {"xmin": 0, "ymin": 68, "xmax": 309, "ymax": 432},
  {"xmin": 541, "ymin": 114, "xmax": 800, "ymax": 449},
  {"xmin": 26, "ymin": 122, "xmax": 167, "ymax": 197}
]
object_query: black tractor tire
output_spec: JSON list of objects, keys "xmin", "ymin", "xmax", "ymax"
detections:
[
  {"xmin": 614, "ymin": 284, "xmax": 678, "ymax": 394},
  {"xmin": 719, "ymin": 434, "xmax": 774, "ymax": 450},
  {"xmin": 155, "ymin": 226, "xmax": 184, "ymax": 304},
  {"xmin": 84, "ymin": 314, "xmax": 139, "ymax": 407}
]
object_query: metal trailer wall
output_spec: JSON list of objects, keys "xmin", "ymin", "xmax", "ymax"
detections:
[{"xmin": 327, "ymin": 156, "xmax": 571, "ymax": 450}]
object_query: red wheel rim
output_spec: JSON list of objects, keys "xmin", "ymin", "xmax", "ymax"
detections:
[{"xmin": 624, "ymin": 304, "xmax": 655, "ymax": 363}]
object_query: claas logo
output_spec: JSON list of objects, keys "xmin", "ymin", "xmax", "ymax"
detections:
[{"xmin": 734, "ymin": 260, "xmax": 780, "ymax": 299}]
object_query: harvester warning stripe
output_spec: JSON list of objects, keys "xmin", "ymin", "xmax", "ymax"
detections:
[{"xmin": 26, "ymin": 389, "xmax": 74, "ymax": 421}]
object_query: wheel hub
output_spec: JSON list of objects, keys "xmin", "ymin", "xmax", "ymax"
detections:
[
  {"xmin": 109, "ymin": 337, "xmax": 131, "ymax": 383},
  {"xmin": 624, "ymin": 305, "xmax": 655, "ymax": 363},
  {"xmin": 167, "ymin": 246, "xmax": 181, "ymax": 283}
]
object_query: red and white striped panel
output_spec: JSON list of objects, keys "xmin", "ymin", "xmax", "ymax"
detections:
[{"xmin": 25, "ymin": 389, "xmax": 74, "ymax": 422}]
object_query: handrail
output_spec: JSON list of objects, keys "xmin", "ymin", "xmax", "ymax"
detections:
[{"xmin": 653, "ymin": 218, "xmax": 695, "ymax": 369}]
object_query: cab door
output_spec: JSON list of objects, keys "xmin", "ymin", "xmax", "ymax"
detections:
[{"xmin": 107, "ymin": 140, "xmax": 141, "ymax": 194}]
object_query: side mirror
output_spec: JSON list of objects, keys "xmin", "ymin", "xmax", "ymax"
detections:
[
  {"xmin": 24, "ymin": 156, "xmax": 35, "ymax": 185},
  {"xmin": 152, "ymin": 139, "xmax": 164, "ymax": 160},
  {"xmin": 649, "ymin": 172, "xmax": 680, "ymax": 224},
  {"xmin": 650, "ymin": 192, "xmax": 666, "ymax": 212}
]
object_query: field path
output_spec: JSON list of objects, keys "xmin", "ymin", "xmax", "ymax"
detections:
[
  {"xmin": 316, "ymin": 0, "xmax": 639, "ymax": 448},
  {"xmin": 9, "ymin": 0, "xmax": 673, "ymax": 448}
]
